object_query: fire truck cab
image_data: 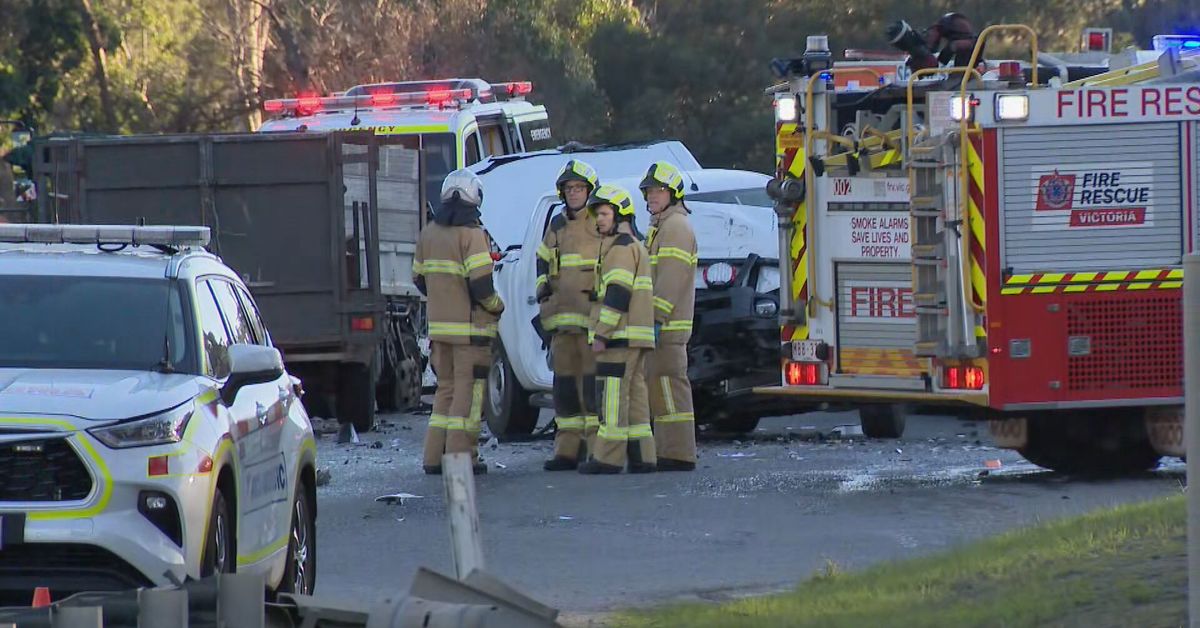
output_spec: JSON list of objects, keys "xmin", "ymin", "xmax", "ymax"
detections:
[
  {"xmin": 759, "ymin": 28, "xmax": 1199, "ymax": 474},
  {"xmin": 259, "ymin": 78, "xmax": 554, "ymax": 208}
]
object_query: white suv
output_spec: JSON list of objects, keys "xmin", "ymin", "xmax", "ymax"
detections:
[{"xmin": 0, "ymin": 225, "xmax": 318, "ymax": 600}]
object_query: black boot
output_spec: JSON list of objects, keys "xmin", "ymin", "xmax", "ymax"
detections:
[
  {"xmin": 628, "ymin": 462, "xmax": 657, "ymax": 474},
  {"xmin": 473, "ymin": 461, "xmax": 488, "ymax": 475},
  {"xmin": 423, "ymin": 465, "xmax": 442, "ymax": 475},
  {"xmin": 657, "ymin": 458, "xmax": 696, "ymax": 472},
  {"xmin": 544, "ymin": 456, "xmax": 579, "ymax": 471},
  {"xmin": 578, "ymin": 460, "xmax": 622, "ymax": 475}
]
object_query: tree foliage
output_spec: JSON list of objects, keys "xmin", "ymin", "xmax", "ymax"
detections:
[{"xmin": 2, "ymin": 0, "xmax": 1199, "ymax": 171}]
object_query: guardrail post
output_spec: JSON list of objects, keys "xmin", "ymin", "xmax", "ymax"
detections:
[
  {"xmin": 51, "ymin": 606, "xmax": 102, "ymax": 628},
  {"xmin": 443, "ymin": 452, "xmax": 485, "ymax": 580},
  {"xmin": 138, "ymin": 586, "xmax": 188, "ymax": 627},
  {"xmin": 216, "ymin": 572, "xmax": 265, "ymax": 628},
  {"xmin": 1187, "ymin": 253, "xmax": 1199, "ymax": 628}
]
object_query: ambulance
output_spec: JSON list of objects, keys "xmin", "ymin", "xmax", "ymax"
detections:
[
  {"xmin": 758, "ymin": 27, "xmax": 1199, "ymax": 474},
  {"xmin": 259, "ymin": 78, "xmax": 554, "ymax": 207}
]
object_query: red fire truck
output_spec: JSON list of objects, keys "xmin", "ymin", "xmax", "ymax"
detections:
[{"xmin": 758, "ymin": 26, "xmax": 1197, "ymax": 473}]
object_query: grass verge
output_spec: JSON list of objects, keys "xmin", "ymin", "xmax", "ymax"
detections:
[{"xmin": 612, "ymin": 495, "xmax": 1186, "ymax": 628}]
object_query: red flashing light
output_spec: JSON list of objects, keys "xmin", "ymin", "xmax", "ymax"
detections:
[
  {"xmin": 296, "ymin": 96, "xmax": 321, "ymax": 114},
  {"xmin": 427, "ymin": 89, "xmax": 452, "ymax": 104},
  {"xmin": 351, "ymin": 315, "xmax": 375, "ymax": 332},
  {"xmin": 944, "ymin": 366, "xmax": 985, "ymax": 390},
  {"xmin": 263, "ymin": 100, "xmax": 285, "ymax": 113},
  {"xmin": 1087, "ymin": 32, "xmax": 1107, "ymax": 51},
  {"xmin": 785, "ymin": 361, "xmax": 821, "ymax": 386},
  {"xmin": 148, "ymin": 455, "xmax": 169, "ymax": 477},
  {"xmin": 506, "ymin": 81, "xmax": 533, "ymax": 96},
  {"xmin": 371, "ymin": 92, "xmax": 398, "ymax": 106}
]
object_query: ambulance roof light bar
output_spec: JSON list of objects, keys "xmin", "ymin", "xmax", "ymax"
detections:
[
  {"xmin": 0, "ymin": 224, "xmax": 211, "ymax": 247},
  {"xmin": 490, "ymin": 81, "xmax": 534, "ymax": 99},
  {"xmin": 263, "ymin": 89, "xmax": 475, "ymax": 115}
]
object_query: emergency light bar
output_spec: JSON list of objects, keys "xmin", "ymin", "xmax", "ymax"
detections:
[
  {"xmin": 1152, "ymin": 34, "xmax": 1200, "ymax": 52},
  {"xmin": 491, "ymin": 81, "xmax": 533, "ymax": 97},
  {"xmin": 264, "ymin": 88, "xmax": 475, "ymax": 114},
  {"xmin": 0, "ymin": 224, "xmax": 211, "ymax": 247}
]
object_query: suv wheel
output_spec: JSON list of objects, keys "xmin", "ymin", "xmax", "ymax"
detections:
[
  {"xmin": 484, "ymin": 343, "xmax": 539, "ymax": 440},
  {"xmin": 201, "ymin": 488, "xmax": 234, "ymax": 576}
]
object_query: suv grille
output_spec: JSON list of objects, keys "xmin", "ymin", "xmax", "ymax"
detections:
[{"xmin": 0, "ymin": 437, "xmax": 93, "ymax": 502}]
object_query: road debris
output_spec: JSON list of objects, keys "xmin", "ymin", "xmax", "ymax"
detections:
[
  {"xmin": 310, "ymin": 417, "xmax": 340, "ymax": 435},
  {"xmin": 371, "ymin": 440, "xmax": 384, "ymax": 449},
  {"xmin": 985, "ymin": 459, "xmax": 1003, "ymax": 470},
  {"xmin": 717, "ymin": 452, "xmax": 756, "ymax": 458},
  {"xmin": 375, "ymin": 492, "xmax": 424, "ymax": 505},
  {"xmin": 337, "ymin": 423, "xmax": 360, "ymax": 444},
  {"xmin": 495, "ymin": 462, "xmax": 508, "ymax": 469},
  {"xmin": 558, "ymin": 516, "xmax": 574, "ymax": 521},
  {"xmin": 316, "ymin": 468, "xmax": 332, "ymax": 487}
]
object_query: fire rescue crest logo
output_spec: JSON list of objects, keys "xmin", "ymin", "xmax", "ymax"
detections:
[{"xmin": 1036, "ymin": 171, "xmax": 1075, "ymax": 211}]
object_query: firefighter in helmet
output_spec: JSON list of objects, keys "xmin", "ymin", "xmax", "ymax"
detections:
[
  {"xmin": 579, "ymin": 184, "xmax": 657, "ymax": 474},
  {"xmin": 640, "ymin": 161, "xmax": 698, "ymax": 471},
  {"xmin": 537, "ymin": 159, "xmax": 604, "ymax": 471},
  {"xmin": 413, "ymin": 168, "xmax": 503, "ymax": 475}
]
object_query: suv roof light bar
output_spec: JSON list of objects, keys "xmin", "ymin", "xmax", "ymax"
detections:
[{"xmin": 0, "ymin": 224, "xmax": 211, "ymax": 247}]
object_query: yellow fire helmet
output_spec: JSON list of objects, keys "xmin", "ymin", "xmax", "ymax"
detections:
[
  {"xmin": 586, "ymin": 184, "xmax": 636, "ymax": 222},
  {"xmin": 554, "ymin": 159, "xmax": 600, "ymax": 200},
  {"xmin": 638, "ymin": 161, "xmax": 685, "ymax": 201}
]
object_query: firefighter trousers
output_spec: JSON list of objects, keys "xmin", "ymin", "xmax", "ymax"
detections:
[
  {"xmin": 591, "ymin": 347, "xmax": 656, "ymax": 469},
  {"xmin": 423, "ymin": 341, "xmax": 488, "ymax": 468},
  {"xmin": 647, "ymin": 343, "xmax": 697, "ymax": 464},
  {"xmin": 550, "ymin": 332, "xmax": 598, "ymax": 461}
]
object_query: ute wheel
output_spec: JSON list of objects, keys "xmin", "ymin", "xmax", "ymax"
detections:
[
  {"xmin": 1019, "ymin": 411, "xmax": 1160, "ymax": 475},
  {"xmin": 277, "ymin": 482, "xmax": 316, "ymax": 595},
  {"xmin": 337, "ymin": 362, "xmax": 376, "ymax": 433},
  {"xmin": 201, "ymin": 488, "xmax": 234, "ymax": 576},
  {"xmin": 484, "ymin": 343, "xmax": 539, "ymax": 440},
  {"xmin": 713, "ymin": 414, "xmax": 761, "ymax": 434},
  {"xmin": 860, "ymin": 404, "xmax": 907, "ymax": 439}
]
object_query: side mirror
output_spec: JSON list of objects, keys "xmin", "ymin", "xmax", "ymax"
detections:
[{"xmin": 222, "ymin": 344, "xmax": 285, "ymax": 405}]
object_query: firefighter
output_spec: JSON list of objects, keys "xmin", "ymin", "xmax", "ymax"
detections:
[
  {"xmin": 640, "ymin": 161, "xmax": 698, "ymax": 472},
  {"xmin": 578, "ymin": 184, "xmax": 657, "ymax": 475},
  {"xmin": 413, "ymin": 168, "xmax": 503, "ymax": 476},
  {"xmin": 537, "ymin": 159, "xmax": 604, "ymax": 471}
]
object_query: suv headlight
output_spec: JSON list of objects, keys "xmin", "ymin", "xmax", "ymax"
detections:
[{"xmin": 90, "ymin": 403, "xmax": 193, "ymax": 449}]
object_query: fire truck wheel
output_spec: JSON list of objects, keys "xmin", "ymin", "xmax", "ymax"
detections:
[
  {"xmin": 485, "ymin": 342, "xmax": 539, "ymax": 441},
  {"xmin": 859, "ymin": 404, "xmax": 907, "ymax": 439},
  {"xmin": 1019, "ymin": 412, "xmax": 1161, "ymax": 475}
]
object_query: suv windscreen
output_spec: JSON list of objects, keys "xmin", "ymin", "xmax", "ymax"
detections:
[{"xmin": 0, "ymin": 275, "xmax": 196, "ymax": 373}]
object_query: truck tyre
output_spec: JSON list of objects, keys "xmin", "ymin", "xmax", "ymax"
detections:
[
  {"xmin": 337, "ymin": 362, "xmax": 376, "ymax": 433},
  {"xmin": 484, "ymin": 343, "xmax": 539, "ymax": 441},
  {"xmin": 1019, "ymin": 411, "xmax": 1160, "ymax": 475},
  {"xmin": 860, "ymin": 405, "xmax": 907, "ymax": 439}
]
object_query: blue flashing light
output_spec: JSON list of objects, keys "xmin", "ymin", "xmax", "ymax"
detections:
[
  {"xmin": 819, "ymin": 71, "xmax": 833, "ymax": 82},
  {"xmin": 1152, "ymin": 34, "xmax": 1200, "ymax": 52}
]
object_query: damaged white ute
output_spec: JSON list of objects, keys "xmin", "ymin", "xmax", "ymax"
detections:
[{"xmin": 0, "ymin": 225, "xmax": 318, "ymax": 600}]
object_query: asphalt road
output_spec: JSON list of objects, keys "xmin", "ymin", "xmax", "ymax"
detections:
[{"xmin": 311, "ymin": 408, "xmax": 1184, "ymax": 615}]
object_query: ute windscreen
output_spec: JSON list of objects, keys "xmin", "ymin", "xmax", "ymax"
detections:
[{"xmin": 0, "ymin": 276, "xmax": 196, "ymax": 373}]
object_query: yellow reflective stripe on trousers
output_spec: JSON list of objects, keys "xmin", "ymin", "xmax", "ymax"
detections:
[
  {"xmin": 467, "ymin": 380, "xmax": 484, "ymax": 432},
  {"xmin": 657, "ymin": 412, "xmax": 694, "ymax": 423},
  {"xmin": 443, "ymin": 415, "xmax": 468, "ymax": 431},
  {"xmin": 419, "ymin": 260, "xmax": 466, "ymax": 276},
  {"xmin": 655, "ymin": 247, "xmax": 698, "ymax": 266},
  {"xmin": 653, "ymin": 297, "xmax": 673, "ymax": 314},
  {"xmin": 628, "ymin": 424, "xmax": 653, "ymax": 439},
  {"xmin": 560, "ymin": 254, "xmax": 598, "ymax": 268},
  {"xmin": 429, "ymin": 414, "xmax": 452, "ymax": 429},
  {"xmin": 660, "ymin": 377, "xmax": 677, "ymax": 415},
  {"xmin": 464, "ymin": 252, "xmax": 493, "ymax": 272},
  {"xmin": 602, "ymin": 376, "xmax": 622, "ymax": 440},
  {"xmin": 603, "ymin": 269, "xmax": 635, "ymax": 286},
  {"xmin": 598, "ymin": 307, "xmax": 621, "ymax": 326},
  {"xmin": 556, "ymin": 416, "xmax": 585, "ymax": 430},
  {"xmin": 428, "ymin": 322, "xmax": 497, "ymax": 337},
  {"xmin": 661, "ymin": 320, "xmax": 692, "ymax": 332},
  {"xmin": 584, "ymin": 415, "xmax": 600, "ymax": 429}
]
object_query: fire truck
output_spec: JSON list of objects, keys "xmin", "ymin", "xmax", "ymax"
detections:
[{"xmin": 758, "ymin": 26, "xmax": 1199, "ymax": 473}]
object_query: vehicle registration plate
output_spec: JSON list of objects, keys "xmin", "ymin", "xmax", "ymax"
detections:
[{"xmin": 791, "ymin": 340, "xmax": 822, "ymax": 362}]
